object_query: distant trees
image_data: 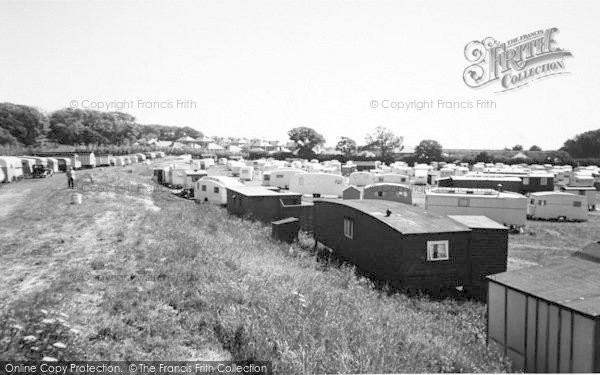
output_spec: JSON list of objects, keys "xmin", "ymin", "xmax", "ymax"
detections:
[
  {"xmin": 475, "ymin": 151, "xmax": 493, "ymax": 163},
  {"xmin": 529, "ymin": 145, "xmax": 542, "ymax": 151},
  {"xmin": 561, "ymin": 129, "xmax": 600, "ymax": 158},
  {"xmin": 415, "ymin": 139, "xmax": 443, "ymax": 162},
  {"xmin": 288, "ymin": 126, "xmax": 326, "ymax": 159},
  {"xmin": 335, "ymin": 137, "xmax": 357, "ymax": 157},
  {"xmin": 511, "ymin": 145, "xmax": 524, "ymax": 151},
  {"xmin": 364, "ymin": 127, "xmax": 402, "ymax": 159},
  {"xmin": 0, "ymin": 103, "xmax": 47, "ymax": 146}
]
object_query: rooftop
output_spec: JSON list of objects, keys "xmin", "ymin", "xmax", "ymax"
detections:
[
  {"xmin": 447, "ymin": 215, "xmax": 507, "ymax": 230},
  {"xmin": 428, "ymin": 188, "xmax": 525, "ymax": 199},
  {"xmin": 488, "ymin": 244, "xmax": 600, "ymax": 317},
  {"xmin": 319, "ymin": 199, "xmax": 471, "ymax": 235},
  {"xmin": 228, "ymin": 185, "xmax": 302, "ymax": 197}
]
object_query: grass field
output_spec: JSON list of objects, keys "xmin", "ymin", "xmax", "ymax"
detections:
[{"xmin": 0, "ymin": 161, "xmax": 597, "ymax": 373}]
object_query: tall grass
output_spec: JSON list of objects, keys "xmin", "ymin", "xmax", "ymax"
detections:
[{"xmin": 0, "ymin": 164, "xmax": 514, "ymax": 373}]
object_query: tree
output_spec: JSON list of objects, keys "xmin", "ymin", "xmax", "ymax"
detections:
[
  {"xmin": 335, "ymin": 137, "xmax": 357, "ymax": 157},
  {"xmin": 529, "ymin": 145, "xmax": 542, "ymax": 151},
  {"xmin": 0, "ymin": 103, "xmax": 47, "ymax": 146},
  {"xmin": 415, "ymin": 139, "xmax": 443, "ymax": 162},
  {"xmin": 561, "ymin": 129, "xmax": 600, "ymax": 158},
  {"xmin": 512, "ymin": 144, "xmax": 524, "ymax": 151},
  {"xmin": 364, "ymin": 126, "xmax": 402, "ymax": 158},
  {"xmin": 287, "ymin": 127, "xmax": 325, "ymax": 159},
  {"xmin": 475, "ymin": 151, "xmax": 493, "ymax": 163}
]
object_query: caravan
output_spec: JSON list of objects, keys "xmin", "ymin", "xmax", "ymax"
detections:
[
  {"xmin": 268, "ymin": 169, "xmax": 306, "ymax": 189},
  {"xmin": 426, "ymin": 188, "xmax": 528, "ymax": 228},
  {"xmin": 289, "ymin": 173, "xmax": 347, "ymax": 197},
  {"xmin": 194, "ymin": 176, "xmax": 244, "ymax": 205},
  {"xmin": 527, "ymin": 192, "xmax": 588, "ymax": 221},
  {"xmin": 240, "ymin": 166, "xmax": 254, "ymax": 181},
  {"xmin": 372, "ymin": 173, "xmax": 410, "ymax": 185},
  {"xmin": 560, "ymin": 186, "xmax": 597, "ymax": 211},
  {"xmin": 0, "ymin": 156, "xmax": 24, "ymax": 182},
  {"xmin": 348, "ymin": 171, "xmax": 374, "ymax": 187}
]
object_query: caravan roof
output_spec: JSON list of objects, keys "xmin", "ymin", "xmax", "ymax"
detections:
[
  {"xmin": 488, "ymin": 244, "xmax": 600, "ymax": 318},
  {"xmin": 199, "ymin": 176, "xmax": 244, "ymax": 188},
  {"xmin": 322, "ymin": 199, "xmax": 470, "ymax": 235},
  {"xmin": 227, "ymin": 185, "xmax": 300, "ymax": 197},
  {"xmin": 447, "ymin": 215, "xmax": 507, "ymax": 230}
]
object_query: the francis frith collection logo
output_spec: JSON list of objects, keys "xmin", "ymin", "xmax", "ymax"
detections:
[{"xmin": 463, "ymin": 28, "xmax": 572, "ymax": 92}]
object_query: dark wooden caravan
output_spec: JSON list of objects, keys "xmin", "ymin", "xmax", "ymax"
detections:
[
  {"xmin": 226, "ymin": 186, "xmax": 302, "ymax": 223},
  {"xmin": 313, "ymin": 199, "xmax": 508, "ymax": 292}
]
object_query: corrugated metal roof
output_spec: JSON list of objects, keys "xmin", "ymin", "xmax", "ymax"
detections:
[
  {"xmin": 321, "ymin": 199, "xmax": 471, "ymax": 234},
  {"xmin": 228, "ymin": 185, "xmax": 302, "ymax": 197},
  {"xmin": 447, "ymin": 215, "xmax": 507, "ymax": 230},
  {"xmin": 488, "ymin": 253, "xmax": 600, "ymax": 317}
]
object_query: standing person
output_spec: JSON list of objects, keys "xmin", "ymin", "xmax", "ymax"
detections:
[
  {"xmin": 66, "ymin": 167, "xmax": 72, "ymax": 189},
  {"xmin": 70, "ymin": 168, "xmax": 77, "ymax": 189}
]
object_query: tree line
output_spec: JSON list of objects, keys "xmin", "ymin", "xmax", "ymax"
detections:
[
  {"xmin": 1, "ymin": 102, "xmax": 599, "ymax": 162},
  {"xmin": 0, "ymin": 103, "xmax": 202, "ymax": 147}
]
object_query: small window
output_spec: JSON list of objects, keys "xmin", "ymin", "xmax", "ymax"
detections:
[
  {"xmin": 214, "ymin": 187, "xmax": 219, "ymax": 194},
  {"xmin": 377, "ymin": 191, "xmax": 384, "ymax": 197},
  {"xmin": 264, "ymin": 175, "xmax": 270, "ymax": 181},
  {"xmin": 538, "ymin": 200, "xmax": 546, "ymax": 206},
  {"xmin": 201, "ymin": 185, "xmax": 207, "ymax": 191},
  {"xmin": 530, "ymin": 199, "xmax": 535, "ymax": 205},
  {"xmin": 573, "ymin": 201, "xmax": 582, "ymax": 207},
  {"xmin": 335, "ymin": 179, "xmax": 343, "ymax": 184},
  {"xmin": 276, "ymin": 174, "xmax": 284, "ymax": 178},
  {"xmin": 458, "ymin": 198, "xmax": 470, "ymax": 207},
  {"xmin": 523, "ymin": 177, "xmax": 530, "ymax": 185},
  {"xmin": 579, "ymin": 190, "xmax": 586, "ymax": 196},
  {"xmin": 540, "ymin": 177, "xmax": 548, "ymax": 185},
  {"xmin": 427, "ymin": 241, "xmax": 449, "ymax": 261},
  {"xmin": 344, "ymin": 218, "xmax": 354, "ymax": 239}
]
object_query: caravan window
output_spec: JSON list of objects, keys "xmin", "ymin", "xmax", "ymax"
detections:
[
  {"xmin": 335, "ymin": 179, "xmax": 343, "ymax": 184},
  {"xmin": 540, "ymin": 177, "xmax": 548, "ymax": 185},
  {"xmin": 538, "ymin": 200, "xmax": 546, "ymax": 206},
  {"xmin": 427, "ymin": 241, "xmax": 449, "ymax": 261},
  {"xmin": 377, "ymin": 191, "xmax": 384, "ymax": 197},
  {"xmin": 573, "ymin": 201, "xmax": 582, "ymax": 207},
  {"xmin": 276, "ymin": 174, "xmax": 284, "ymax": 178},
  {"xmin": 522, "ymin": 177, "xmax": 530, "ymax": 185},
  {"xmin": 343, "ymin": 217, "xmax": 354, "ymax": 239},
  {"xmin": 530, "ymin": 198, "xmax": 535, "ymax": 205},
  {"xmin": 458, "ymin": 198, "xmax": 470, "ymax": 207},
  {"xmin": 214, "ymin": 187, "xmax": 219, "ymax": 194},
  {"xmin": 579, "ymin": 190, "xmax": 586, "ymax": 196},
  {"xmin": 201, "ymin": 185, "xmax": 207, "ymax": 191}
]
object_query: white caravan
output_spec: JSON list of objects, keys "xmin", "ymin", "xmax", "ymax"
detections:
[
  {"xmin": 289, "ymin": 173, "xmax": 347, "ymax": 197},
  {"xmin": 194, "ymin": 176, "xmax": 244, "ymax": 205},
  {"xmin": 425, "ymin": 188, "xmax": 528, "ymax": 228},
  {"xmin": 527, "ymin": 192, "xmax": 588, "ymax": 221}
]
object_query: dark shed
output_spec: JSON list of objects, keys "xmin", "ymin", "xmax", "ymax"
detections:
[
  {"xmin": 226, "ymin": 186, "xmax": 302, "ymax": 223},
  {"xmin": 342, "ymin": 186, "xmax": 362, "ymax": 200},
  {"xmin": 486, "ymin": 242, "xmax": 600, "ymax": 373},
  {"xmin": 313, "ymin": 199, "xmax": 474, "ymax": 291}
]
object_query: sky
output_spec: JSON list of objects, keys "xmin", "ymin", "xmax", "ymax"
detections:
[{"xmin": 0, "ymin": 0, "xmax": 598, "ymax": 149}]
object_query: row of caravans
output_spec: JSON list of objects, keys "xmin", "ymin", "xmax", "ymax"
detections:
[
  {"xmin": 425, "ymin": 187, "xmax": 592, "ymax": 226},
  {"xmin": 0, "ymin": 151, "xmax": 166, "ymax": 183}
]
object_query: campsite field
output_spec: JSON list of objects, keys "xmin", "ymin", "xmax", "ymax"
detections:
[{"xmin": 0, "ymin": 161, "xmax": 597, "ymax": 373}]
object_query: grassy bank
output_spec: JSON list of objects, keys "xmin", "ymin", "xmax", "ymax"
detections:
[{"xmin": 0, "ymin": 165, "xmax": 513, "ymax": 373}]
